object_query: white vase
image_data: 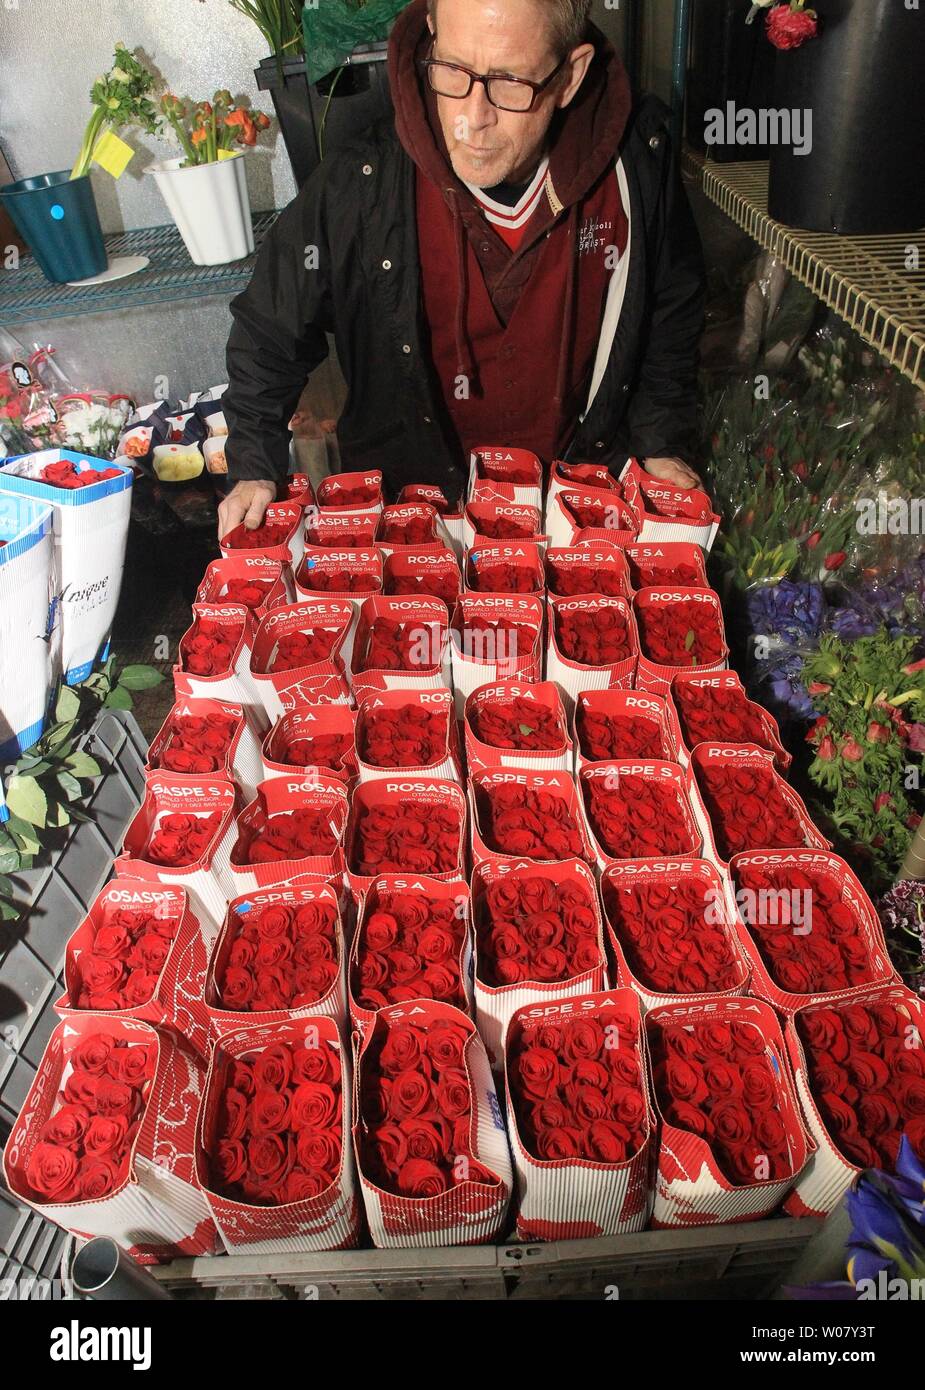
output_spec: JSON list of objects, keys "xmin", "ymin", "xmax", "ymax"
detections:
[{"xmin": 149, "ymin": 153, "xmax": 255, "ymax": 266}]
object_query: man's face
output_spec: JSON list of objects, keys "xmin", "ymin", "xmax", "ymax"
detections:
[{"xmin": 427, "ymin": 0, "xmax": 592, "ymax": 187}]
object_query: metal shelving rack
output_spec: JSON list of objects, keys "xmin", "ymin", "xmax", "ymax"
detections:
[{"xmin": 0, "ymin": 213, "xmax": 278, "ymax": 325}]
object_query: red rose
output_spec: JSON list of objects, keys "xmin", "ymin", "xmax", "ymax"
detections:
[
  {"xmin": 26, "ymin": 1142, "xmax": 79, "ymax": 1200},
  {"xmin": 766, "ymin": 2, "xmax": 818, "ymax": 51}
]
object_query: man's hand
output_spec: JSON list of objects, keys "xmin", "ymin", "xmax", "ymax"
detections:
[
  {"xmin": 644, "ymin": 456, "xmax": 702, "ymax": 489},
  {"xmin": 217, "ymin": 480, "xmax": 277, "ymax": 538}
]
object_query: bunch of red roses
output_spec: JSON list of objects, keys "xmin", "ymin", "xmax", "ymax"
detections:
[
  {"xmin": 276, "ymin": 730, "xmax": 353, "ymax": 772},
  {"xmin": 511, "ymin": 1008, "xmax": 646, "ymax": 1163},
  {"xmin": 604, "ymin": 879, "xmax": 742, "ymax": 995},
  {"xmin": 651, "ymin": 1019, "xmax": 796, "ymax": 1185},
  {"xmin": 154, "ymin": 712, "xmax": 237, "ymax": 774},
  {"xmin": 351, "ymin": 800, "xmax": 462, "ymax": 876},
  {"xmin": 236, "ymin": 809, "xmax": 339, "ymax": 866},
  {"xmin": 210, "ymin": 1042, "xmax": 343, "ymax": 1205},
  {"xmin": 576, "ymin": 706, "xmax": 668, "ymax": 760},
  {"xmin": 476, "ymin": 781, "xmax": 585, "ymax": 861},
  {"xmin": 224, "ymin": 521, "xmax": 291, "ymax": 550},
  {"xmin": 563, "ymin": 497, "xmax": 633, "ymax": 531},
  {"xmin": 470, "ymin": 697, "xmax": 564, "ymax": 752},
  {"xmin": 39, "ymin": 460, "xmax": 123, "ymax": 489},
  {"xmin": 379, "ymin": 514, "xmax": 436, "ymax": 545},
  {"xmin": 269, "ymin": 627, "xmax": 339, "ymax": 673},
  {"xmin": 360, "ymin": 704, "xmax": 449, "ymax": 768},
  {"xmin": 477, "ymin": 458, "xmax": 537, "ymax": 486},
  {"xmin": 299, "ymin": 567, "xmax": 377, "ymax": 594},
  {"xmin": 25, "ymin": 1034, "xmax": 155, "ymax": 1203},
  {"xmin": 180, "ymin": 616, "xmax": 243, "ymax": 677},
  {"xmin": 221, "ymin": 578, "xmax": 275, "ymax": 609},
  {"xmin": 673, "ymin": 683, "xmax": 774, "ymax": 750},
  {"xmin": 555, "ymin": 605, "xmax": 632, "ymax": 665},
  {"xmin": 734, "ymin": 862, "xmax": 881, "ymax": 996},
  {"xmin": 695, "ymin": 763, "xmax": 808, "ymax": 857},
  {"xmin": 146, "ymin": 811, "xmax": 223, "ymax": 866},
  {"xmin": 319, "ymin": 481, "xmax": 379, "ymax": 506},
  {"xmin": 385, "ymin": 569, "xmax": 460, "ymax": 608},
  {"xmin": 582, "ymin": 774, "xmax": 698, "ymax": 859},
  {"xmin": 628, "ymin": 558, "xmax": 702, "ymax": 588},
  {"xmin": 359, "ymin": 618, "xmax": 440, "ymax": 672},
  {"xmin": 477, "ymin": 872, "xmax": 601, "ymax": 986},
  {"xmin": 354, "ymin": 890, "xmax": 466, "ymax": 1011},
  {"xmin": 798, "ymin": 1000, "xmax": 925, "ymax": 1170},
  {"xmin": 467, "ymin": 560, "xmax": 542, "ymax": 594},
  {"xmin": 472, "ymin": 514, "xmax": 536, "ymax": 541},
  {"xmin": 306, "ymin": 523, "xmax": 374, "ymax": 548},
  {"xmin": 637, "ymin": 600, "xmax": 724, "ymax": 666},
  {"xmin": 546, "ymin": 559, "xmax": 625, "ymax": 598},
  {"xmin": 217, "ymin": 899, "xmax": 339, "ymax": 1012},
  {"xmin": 399, "ymin": 485, "xmax": 452, "ymax": 512},
  {"xmin": 75, "ymin": 903, "xmax": 180, "ymax": 1010},
  {"xmin": 361, "ymin": 1017, "xmax": 493, "ymax": 1196}
]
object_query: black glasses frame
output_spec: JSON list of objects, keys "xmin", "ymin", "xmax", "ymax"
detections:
[{"xmin": 420, "ymin": 42, "xmax": 569, "ymax": 113}]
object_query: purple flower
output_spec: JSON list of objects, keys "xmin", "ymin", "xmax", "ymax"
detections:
[{"xmin": 746, "ymin": 580, "xmax": 826, "ymax": 646}]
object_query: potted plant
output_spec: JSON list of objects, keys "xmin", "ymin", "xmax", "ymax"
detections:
[
  {"xmin": 0, "ymin": 45, "xmax": 159, "ymax": 284},
  {"xmin": 149, "ymin": 92, "xmax": 271, "ymax": 267}
]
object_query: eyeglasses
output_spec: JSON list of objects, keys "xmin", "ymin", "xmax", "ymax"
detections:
[{"xmin": 421, "ymin": 43, "xmax": 568, "ymax": 113}]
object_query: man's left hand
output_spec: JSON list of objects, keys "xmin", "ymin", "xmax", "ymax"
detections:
[{"xmin": 644, "ymin": 456, "xmax": 702, "ymax": 489}]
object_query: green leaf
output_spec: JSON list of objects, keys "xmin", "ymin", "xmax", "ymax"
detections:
[
  {"xmin": 0, "ymin": 874, "xmax": 13, "ymax": 897},
  {"xmin": 65, "ymin": 751, "xmax": 102, "ymax": 779},
  {"xmin": 104, "ymin": 686, "xmax": 133, "ymax": 710},
  {"xmin": 56, "ymin": 771, "xmax": 83, "ymax": 803},
  {"xmin": 684, "ymin": 629, "xmax": 696, "ymax": 652},
  {"xmin": 0, "ymin": 850, "xmax": 21, "ymax": 875},
  {"xmin": 55, "ymin": 686, "xmax": 81, "ymax": 722},
  {"xmin": 44, "ymin": 720, "xmax": 76, "ymax": 749},
  {"xmin": 16, "ymin": 759, "xmax": 51, "ymax": 777},
  {"xmin": 0, "ymin": 901, "xmax": 19, "ymax": 922},
  {"xmin": 518, "ymin": 723, "xmax": 534, "ymax": 736},
  {"xmin": 117, "ymin": 665, "xmax": 164, "ymax": 691},
  {"xmin": 4, "ymin": 814, "xmax": 40, "ymax": 853},
  {"xmin": 6, "ymin": 776, "xmax": 47, "ymax": 828},
  {"xmin": 45, "ymin": 801, "xmax": 70, "ymax": 829}
]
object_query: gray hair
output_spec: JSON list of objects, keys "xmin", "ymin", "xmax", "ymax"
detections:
[{"xmin": 426, "ymin": 0, "xmax": 593, "ymax": 56}]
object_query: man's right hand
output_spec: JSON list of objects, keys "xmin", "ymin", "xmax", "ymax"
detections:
[{"xmin": 217, "ymin": 479, "xmax": 277, "ymax": 538}]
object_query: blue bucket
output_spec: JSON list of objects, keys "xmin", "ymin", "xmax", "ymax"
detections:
[{"xmin": 0, "ymin": 171, "xmax": 107, "ymax": 283}]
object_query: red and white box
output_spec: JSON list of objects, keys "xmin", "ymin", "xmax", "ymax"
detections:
[
  {"xmin": 353, "ymin": 1000, "xmax": 513, "ymax": 1247},
  {"xmin": 505, "ymin": 990, "xmax": 655, "ymax": 1239},
  {"xmin": 344, "ymin": 776, "xmax": 468, "ymax": 895},
  {"xmin": 196, "ymin": 1016, "xmax": 360, "ymax": 1253},
  {"xmin": 572, "ymin": 689, "xmax": 679, "ymax": 771},
  {"xmin": 462, "ymin": 500, "xmax": 544, "ymax": 550},
  {"xmin": 356, "ymin": 687, "xmax": 461, "ymax": 783},
  {"xmin": 261, "ymin": 705, "xmax": 357, "ymax": 785},
  {"xmin": 397, "ymin": 483, "xmax": 465, "ymax": 556},
  {"xmin": 546, "ymin": 593, "xmax": 638, "ymax": 708},
  {"xmin": 620, "ymin": 459, "xmax": 720, "ymax": 550},
  {"xmin": 646, "ymin": 995, "xmax": 812, "ymax": 1226},
  {"xmin": 317, "ymin": 469, "xmax": 383, "ymax": 514},
  {"xmin": 204, "ymin": 882, "xmax": 347, "ymax": 1042},
  {"xmin": 3, "ymin": 1015, "xmax": 218, "ymax": 1261},
  {"xmin": 633, "ymin": 586, "xmax": 729, "ymax": 697},
  {"xmin": 544, "ymin": 543, "xmax": 632, "ymax": 599},
  {"xmin": 147, "ymin": 696, "xmax": 264, "ymax": 802},
  {"xmin": 219, "ymin": 500, "xmax": 305, "ymax": 567},
  {"xmin": 464, "ymin": 542, "xmax": 544, "ymax": 596},
  {"xmin": 196, "ymin": 555, "xmax": 294, "ymax": 619},
  {"xmin": 782, "ymin": 984, "xmax": 925, "ymax": 1218},
  {"xmin": 381, "ymin": 547, "xmax": 461, "ymax": 610},
  {"xmin": 469, "ymin": 445, "xmax": 542, "ymax": 511},
  {"xmin": 228, "ymin": 773, "xmax": 348, "ymax": 895},
  {"xmin": 376, "ymin": 502, "xmax": 453, "ymax": 557},
  {"xmin": 624, "ymin": 541, "xmax": 707, "ymax": 591},
  {"xmin": 545, "ymin": 485, "xmax": 638, "ymax": 549},
  {"xmin": 117, "ymin": 772, "xmax": 237, "ymax": 930},
  {"xmin": 305, "ymin": 507, "xmax": 379, "ymax": 549},
  {"xmin": 689, "ymin": 743, "xmax": 830, "ymax": 869},
  {"xmin": 728, "ymin": 848, "xmax": 897, "ymax": 1014},
  {"xmin": 173, "ymin": 603, "xmax": 262, "ymax": 719},
  {"xmin": 350, "ymin": 594, "xmax": 451, "ymax": 701},
  {"xmin": 578, "ymin": 760, "xmax": 702, "ymax": 871},
  {"xmin": 348, "ymin": 874, "xmax": 473, "ymax": 1034},
  {"xmin": 449, "ymin": 593, "xmax": 544, "ymax": 717},
  {"xmin": 469, "ymin": 768, "xmax": 595, "ymax": 870},
  {"xmin": 250, "ymin": 599, "xmax": 353, "ymax": 721},
  {"xmin": 56, "ymin": 879, "xmax": 216, "ymax": 1059},
  {"xmin": 293, "ymin": 546, "xmax": 382, "ymax": 607},
  {"xmin": 669, "ymin": 670, "xmax": 791, "ymax": 770},
  {"xmin": 601, "ymin": 858, "xmax": 749, "ymax": 1009},
  {"xmin": 469, "ymin": 856, "xmax": 608, "ymax": 1065},
  {"xmin": 546, "ymin": 459, "xmax": 623, "ymax": 520},
  {"xmin": 282, "ymin": 472, "xmax": 316, "ymax": 509},
  {"xmin": 464, "ymin": 680, "xmax": 572, "ymax": 774}
]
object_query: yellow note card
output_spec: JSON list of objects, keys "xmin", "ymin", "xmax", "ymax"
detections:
[
  {"xmin": 217, "ymin": 148, "xmax": 239, "ymax": 161},
  {"xmin": 92, "ymin": 131, "xmax": 134, "ymax": 179}
]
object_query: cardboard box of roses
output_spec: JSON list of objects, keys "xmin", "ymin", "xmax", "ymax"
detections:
[
  {"xmin": 352, "ymin": 999, "xmax": 513, "ymax": 1247},
  {"xmin": 469, "ymin": 857, "xmax": 608, "ymax": 1065},
  {"xmin": 504, "ymin": 989, "xmax": 655, "ymax": 1239},
  {"xmin": 204, "ymin": 881, "xmax": 347, "ymax": 1043},
  {"xmin": 668, "ymin": 670, "xmax": 790, "ymax": 771},
  {"xmin": 282, "ymin": 472, "xmax": 316, "ymax": 508},
  {"xmin": 381, "ymin": 547, "xmax": 461, "ymax": 611},
  {"xmin": 464, "ymin": 680, "xmax": 572, "ymax": 774},
  {"xmin": 196, "ymin": 554, "xmax": 294, "ymax": 619},
  {"xmin": 633, "ymin": 587, "xmax": 729, "ymax": 697},
  {"xmin": 544, "ymin": 485, "xmax": 638, "ymax": 549},
  {"xmin": 469, "ymin": 768, "xmax": 595, "ymax": 871},
  {"xmin": 305, "ymin": 507, "xmax": 379, "ymax": 550},
  {"xmin": 147, "ymin": 696, "xmax": 264, "ymax": 802},
  {"xmin": 350, "ymin": 595, "xmax": 451, "ymax": 702},
  {"xmin": 173, "ymin": 602, "xmax": 262, "ymax": 721},
  {"xmin": 196, "ymin": 1016, "xmax": 360, "ymax": 1253},
  {"xmin": 624, "ymin": 541, "xmax": 707, "ymax": 591},
  {"xmin": 601, "ymin": 858, "xmax": 749, "ymax": 1009},
  {"xmin": 449, "ymin": 593, "xmax": 544, "ymax": 717},
  {"xmin": 620, "ymin": 460, "xmax": 720, "ymax": 551},
  {"xmin": 468, "ymin": 445, "xmax": 542, "ymax": 511},
  {"xmin": 545, "ymin": 459, "xmax": 625, "ymax": 525},
  {"xmin": 344, "ymin": 777, "xmax": 468, "ymax": 896},
  {"xmin": 116, "ymin": 772, "xmax": 238, "ymax": 931},
  {"xmin": 3, "ymin": 1014, "xmax": 218, "ymax": 1260},
  {"xmin": 545, "ymin": 594, "xmax": 638, "ymax": 708},
  {"xmin": 782, "ymin": 983, "xmax": 925, "ymax": 1218},
  {"xmin": 572, "ymin": 690, "xmax": 678, "ymax": 771},
  {"xmin": 578, "ymin": 761, "xmax": 702, "ymax": 872},
  {"xmin": 462, "ymin": 500, "xmax": 544, "ymax": 550},
  {"xmin": 376, "ymin": 502, "xmax": 454, "ymax": 557},
  {"xmin": 316, "ymin": 469, "xmax": 383, "ymax": 514},
  {"xmin": 728, "ymin": 849, "xmax": 897, "ymax": 1014},
  {"xmin": 219, "ymin": 500, "xmax": 305, "ymax": 568},
  {"xmin": 348, "ymin": 874, "xmax": 473, "ymax": 1034},
  {"xmin": 261, "ymin": 705, "xmax": 357, "ymax": 785},
  {"xmin": 397, "ymin": 483, "xmax": 465, "ymax": 556},
  {"xmin": 227, "ymin": 774, "xmax": 348, "ymax": 896},
  {"xmin": 250, "ymin": 598, "xmax": 354, "ymax": 721},
  {"xmin": 645, "ymin": 995, "xmax": 812, "ymax": 1226},
  {"xmin": 55, "ymin": 878, "xmax": 216, "ymax": 1060},
  {"xmin": 544, "ymin": 543, "xmax": 632, "ymax": 601},
  {"xmin": 293, "ymin": 546, "xmax": 382, "ymax": 609},
  {"xmin": 355, "ymin": 687, "xmax": 461, "ymax": 784},
  {"xmin": 464, "ymin": 542, "xmax": 545, "ymax": 597}
]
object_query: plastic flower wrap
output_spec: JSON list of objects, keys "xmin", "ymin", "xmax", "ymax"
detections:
[{"xmin": 746, "ymin": 579, "xmax": 826, "ymax": 648}]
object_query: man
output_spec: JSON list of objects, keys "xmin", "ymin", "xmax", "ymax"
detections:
[{"xmin": 219, "ymin": 0, "xmax": 705, "ymax": 535}]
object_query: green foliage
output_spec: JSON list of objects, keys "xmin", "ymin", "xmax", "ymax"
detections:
[{"xmin": 71, "ymin": 44, "xmax": 161, "ymax": 179}]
